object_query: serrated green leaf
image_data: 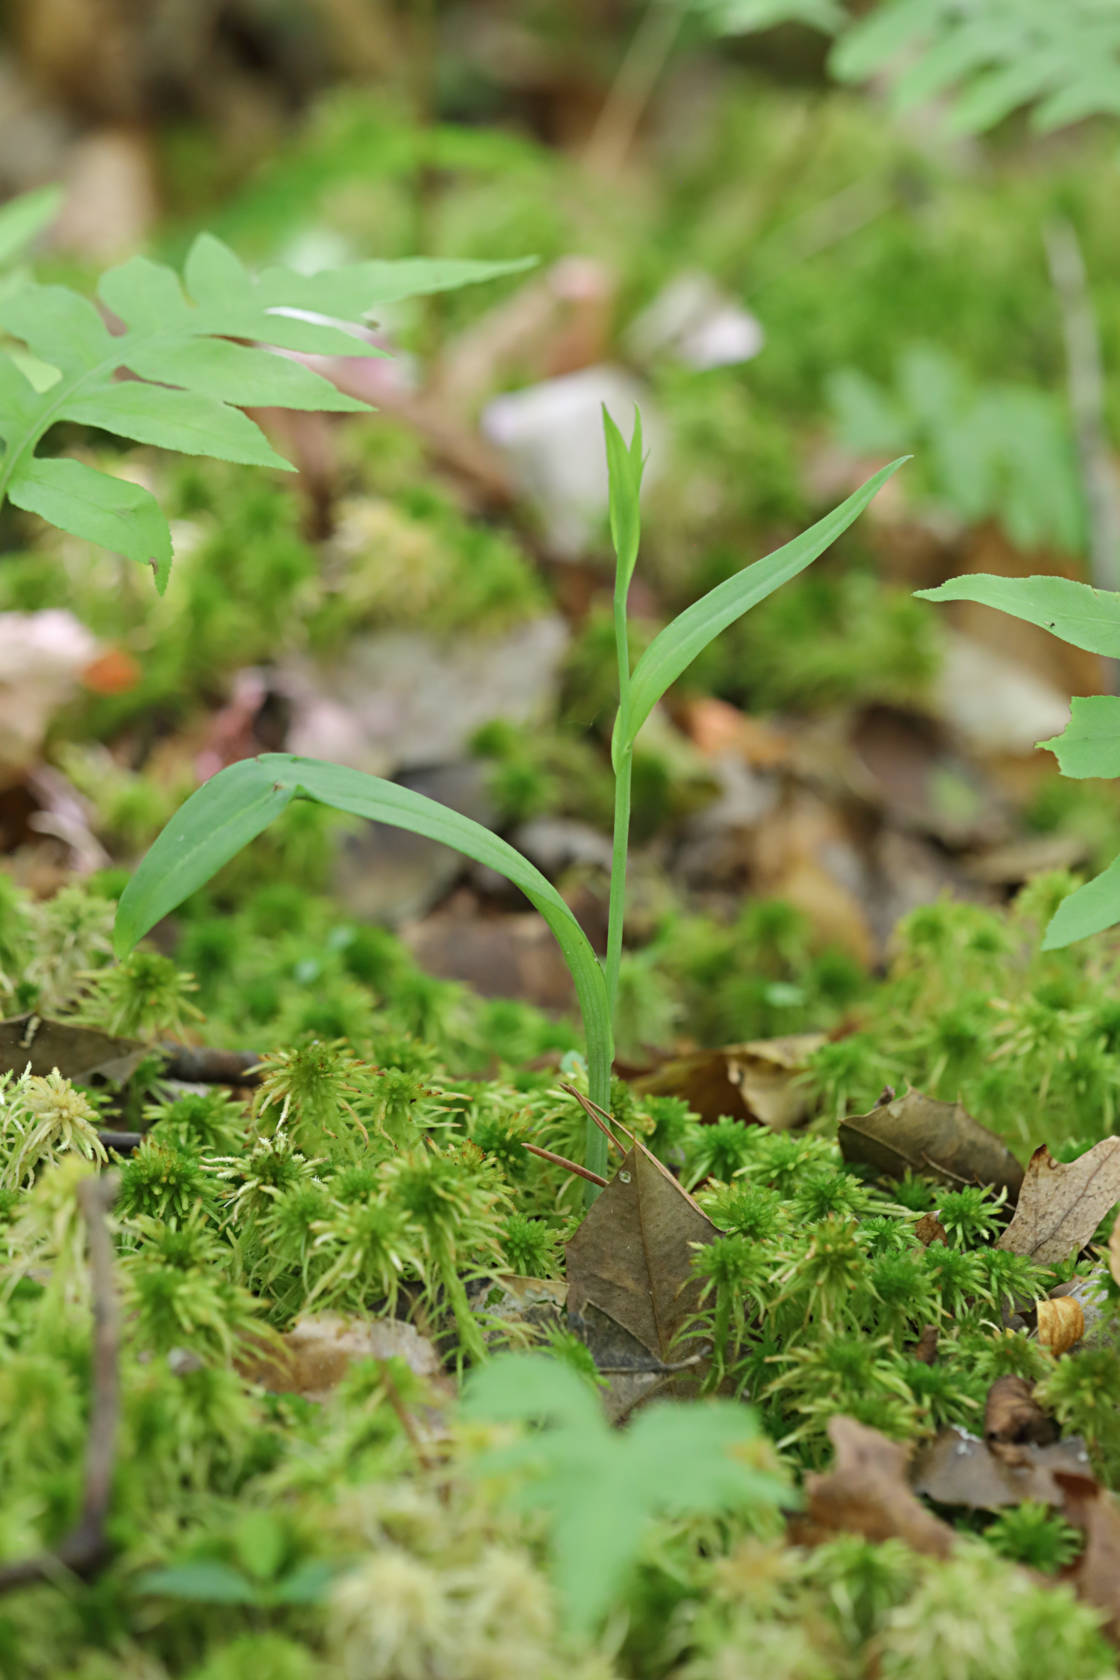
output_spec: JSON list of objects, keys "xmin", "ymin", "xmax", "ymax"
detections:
[
  {"xmin": 122, "ymin": 337, "xmax": 370, "ymax": 412},
  {"xmin": 0, "ymin": 186, "xmax": 63, "ymax": 269},
  {"xmin": 463, "ymin": 1351, "xmax": 791, "ymax": 1634},
  {"xmin": 113, "ymin": 755, "xmax": 611, "ymax": 1094},
  {"xmin": 183, "ymin": 232, "xmax": 252, "ymax": 305},
  {"xmin": 0, "ymin": 353, "xmax": 39, "ymax": 438},
  {"xmin": 7, "ymin": 456, "xmax": 172, "ymax": 590},
  {"xmin": 62, "ymin": 382, "xmax": 293, "ymax": 470},
  {"xmin": 98, "ymin": 254, "xmax": 190, "ymax": 329},
  {"xmin": 0, "ymin": 282, "xmax": 114, "ymax": 371},
  {"xmin": 1042, "ymin": 857, "xmax": 1120, "ymax": 949},
  {"xmin": 614, "ymin": 458, "xmax": 905, "ymax": 764},
  {"xmin": 915, "ymin": 573, "xmax": 1120, "ymax": 657},
  {"xmin": 1038, "ymin": 695, "xmax": 1120, "ymax": 779}
]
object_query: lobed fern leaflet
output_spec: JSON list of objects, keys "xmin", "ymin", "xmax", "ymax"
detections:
[{"xmin": 0, "ymin": 234, "xmax": 532, "ymax": 591}]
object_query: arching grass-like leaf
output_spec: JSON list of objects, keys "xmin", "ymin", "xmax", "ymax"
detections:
[
  {"xmin": 612, "ymin": 458, "xmax": 906, "ymax": 764},
  {"xmin": 114, "ymin": 755, "xmax": 613, "ymax": 1139},
  {"xmin": 0, "ymin": 233, "xmax": 534, "ymax": 590}
]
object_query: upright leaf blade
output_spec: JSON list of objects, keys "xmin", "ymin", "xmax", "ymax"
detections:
[
  {"xmin": 603, "ymin": 406, "xmax": 644, "ymax": 591},
  {"xmin": 7, "ymin": 456, "xmax": 173, "ymax": 590},
  {"xmin": 915, "ymin": 573, "xmax": 1120, "ymax": 657},
  {"xmin": 614, "ymin": 458, "xmax": 906, "ymax": 762}
]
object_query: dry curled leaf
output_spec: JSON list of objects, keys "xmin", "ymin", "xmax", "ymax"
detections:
[
  {"xmin": 839, "ymin": 1088, "xmax": 1023, "ymax": 1198},
  {"xmin": 0, "ymin": 1013, "xmax": 147, "ymax": 1084},
  {"xmin": 998, "ymin": 1141, "xmax": 1120, "ymax": 1266},
  {"xmin": 1109, "ymin": 1218, "xmax": 1120, "ymax": 1289},
  {"xmin": 240, "ymin": 1312, "xmax": 448, "ymax": 1404},
  {"xmin": 565, "ymin": 1136, "xmax": 719, "ymax": 1369},
  {"xmin": 1057, "ymin": 1472, "xmax": 1120, "ymax": 1644},
  {"xmin": 984, "ymin": 1375, "xmax": 1058, "ymax": 1448},
  {"xmin": 789, "ymin": 1415, "xmax": 954, "ymax": 1556},
  {"xmin": 1037, "ymin": 1295, "xmax": 1086, "ymax": 1355},
  {"xmin": 633, "ymin": 1033, "xmax": 825, "ymax": 1129},
  {"xmin": 913, "ymin": 1427, "xmax": 1089, "ymax": 1511}
]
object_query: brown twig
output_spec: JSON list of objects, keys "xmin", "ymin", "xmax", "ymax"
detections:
[
  {"xmin": 158, "ymin": 1045, "xmax": 263, "ymax": 1086},
  {"xmin": 0, "ymin": 1173, "xmax": 121, "ymax": 1596},
  {"xmin": 560, "ymin": 1081, "xmax": 631, "ymax": 1150},
  {"xmin": 522, "ymin": 1141, "xmax": 609, "ymax": 1188}
]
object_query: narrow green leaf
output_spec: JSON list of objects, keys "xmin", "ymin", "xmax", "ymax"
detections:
[
  {"xmin": 122, "ymin": 337, "xmax": 370, "ymax": 412},
  {"xmin": 0, "ymin": 186, "xmax": 63, "ymax": 269},
  {"xmin": 114, "ymin": 756, "xmax": 612, "ymax": 1084},
  {"xmin": 255, "ymin": 254, "xmax": 538, "ymax": 315},
  {"xmin": 136, "ymin": 1562, "xmax": 258, "ymax": 1605},
  {"xmin": 193, "ymin": 304, "xmax": 385, "ymax": 359},
  {"xmin": 62, "ymin": 382, "xmax": 294, "ymax": 470},
  {"xmin": 0, "ymin": 282, "xmax": 114, "ymax": 371},
  {"xmin": 1042, "ymin": 857, "xmax": 1120, "ymax": 950},
  {"xmin": 915, "ymin": 573, "xmax": 1120, "ymax": 657},
  {"xmin": 614, "ymin": 458, "xmax": 906, "ymax": 763},
  {"xmin": 603, "ymin": 405, "xmax": 644, "ymax": 591},
  {"xmin": 7, "ymin": 456, "xmax": 172, "ymax": 590},
  {"xmin": 1038, "ymin": 696, "xmax": 1120, "ymax": 779}
]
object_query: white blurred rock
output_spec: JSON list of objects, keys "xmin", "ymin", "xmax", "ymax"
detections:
[
  {"xmin": 0, "ymin": 610, "xmax": 98, "ymax": 784},
  {"xmin": 482, "ymin": 365, "xmax": 664, "ymax": 557},
  {"xmin": 937, "ymin": 630, "xmax": 1073, "ymax": 758},
  {"xmin": 625, "ymin": 272, "xmax": 764, "ymax": 370}
]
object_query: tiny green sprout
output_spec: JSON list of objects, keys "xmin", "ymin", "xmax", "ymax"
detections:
[{"xmin": 983, "ymin": 1502, "xmax": 1082, "ymax": 1572}]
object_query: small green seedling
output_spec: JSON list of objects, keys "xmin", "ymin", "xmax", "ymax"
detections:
[
  {"xmin": 0, "ymin": 200, "xmax": 902, "ymax": 1182},
  {"xmin": 112, "ymin": 413, "xmax": 902, "ymax": 1180},
  {"xmin": 917, "ymin": 572, "xmax": 1120, "ymax": 949},
  {"xmin": 462, "ymin": 1350, "xmax": 791, "ymax": 1634}
]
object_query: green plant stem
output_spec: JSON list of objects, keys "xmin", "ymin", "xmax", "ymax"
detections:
[{"xmin": 587, "ymin": 557, "xmax": 636, "ymax": 1193}]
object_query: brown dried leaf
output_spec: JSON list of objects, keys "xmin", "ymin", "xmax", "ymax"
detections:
[
  {"xmin": 998, "ymin": 1141, "xmax": 1120, "ymax": 1266},
  {"xmin": 1037, "ymin": 1296, "xmax": 1086, "ymax": 1355},
  {"xmin": 790, "ymin": 1416, "xmax": 954, "ymax": 1556},
  {"xmin": 634, "ymin": 1034, "xmax": 825, "ymax": 1129},
  {"xmin": 0, "ymin": 1013, "xmax": 146, "ymax": 1083},
  {"xmin": 1057, "ymin": 1472, "xmax": 1120, "ymax": 1643},
  {"xmin": 984, "ymin": 1375, "xmax": 1058, "ymax": 1447},
  {"xmin": 1111, "ymin": 1220, "xmax": 1120, "ymax": 1290},
  {"xmin": 241, "ymin": 1312, "xmax": 448, "ymax": 1404},
  {"xmin": 565, "ymin": 1137, "xmax": 719, "ymax": 1366},
  {"xmin": 839, "ymin": 1088, "xmax": 1024, "ymax": 1198},
  {"xmin": 913, "ymin": 1428, "xmax": 1089, "ymax": 1511}
]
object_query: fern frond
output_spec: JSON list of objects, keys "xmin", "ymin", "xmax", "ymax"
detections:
[
  {"xmin": 830, "ymin": 0, "xmax": 1120, "ymax": 136},
  {"xmin": 0, "ymin": 234, "xmax": 532, "ymax": 591}
]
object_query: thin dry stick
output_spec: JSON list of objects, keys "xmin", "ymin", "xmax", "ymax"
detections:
[
  {"xmin": 560, "ymin": 1081, "xmax": 632, "ymax": 1149},
  {"xmin": 1046, "ymin": 218, "xmax": 1120, "ymax": 646},
  {"xmin": 0, "ymin": 1173, "xmax": 121, "ymax": 1596},
  {"xmin": 584, "ymin": 0, "xmax": 684, "ymax": 176},
  {"xmin": 522, "ymin": 1141, "xmax": 609, "ymax": 1189}
]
